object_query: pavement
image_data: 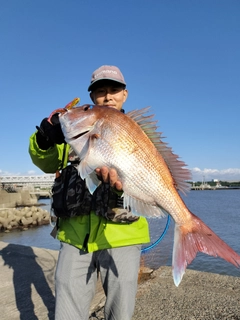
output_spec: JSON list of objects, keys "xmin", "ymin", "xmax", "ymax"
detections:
[{"xmin": 0, "ymin": 241, "xmax": 239, "ymax": 320}]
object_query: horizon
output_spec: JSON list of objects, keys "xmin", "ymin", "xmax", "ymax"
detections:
[{"xmin": 1, "ymin": 170, "xmax": 240, "ymax": 184}]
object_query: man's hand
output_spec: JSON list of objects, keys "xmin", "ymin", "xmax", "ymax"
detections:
[
  {"xmin": 36, "ymin": 114, "xmax": 65, "ymax": 149},
  {"xmin": 96, "ymin": 167, "xmax": 123, "ymax": 191}
]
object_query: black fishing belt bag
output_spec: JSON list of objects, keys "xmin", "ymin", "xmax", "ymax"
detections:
[
  {"xmin": 51, "ymin": 164, "xmax": 118, "ymax": 219},
  {"xmin": 51, "ymin": 165, "xmax": 92, "ymax": 218}
]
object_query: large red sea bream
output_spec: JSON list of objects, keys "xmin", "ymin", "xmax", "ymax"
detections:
[{"xmin": 58, "ymin": 104, "xmax": 240, "ymax": 286}]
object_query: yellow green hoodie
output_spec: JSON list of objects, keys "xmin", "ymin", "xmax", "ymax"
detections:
[{"xmin": 29, "ymin": 132, "xmax": 150, "ymax": 252}]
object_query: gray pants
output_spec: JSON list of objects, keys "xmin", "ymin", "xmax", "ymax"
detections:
[{"xmin": 55, "ymin": 242, "xmax": 141, "ymax": 320}]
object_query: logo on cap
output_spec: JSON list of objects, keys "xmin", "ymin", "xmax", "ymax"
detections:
[{"xmin": 94, "ymin": 69, "xmax": 118, "ymax": 80}]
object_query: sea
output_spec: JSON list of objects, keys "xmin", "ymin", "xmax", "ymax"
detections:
[{"xmin": 0, "ymin": 189, "xmax": 240, "ymax": 277}]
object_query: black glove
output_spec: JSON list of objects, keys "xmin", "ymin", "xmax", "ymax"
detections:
[{"xmin": 36, "ymin": 113, "xmax": 65, "ymax": 150}]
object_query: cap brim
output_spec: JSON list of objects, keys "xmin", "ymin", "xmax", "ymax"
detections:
[{"xmin": 88, "ymin": 78, "xmax": 126, "ymax": 92}]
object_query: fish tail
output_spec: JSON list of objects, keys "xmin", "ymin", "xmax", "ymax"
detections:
[{"xmin": 172, "ymin": 212, "xmax": 240, "ymax": 287}]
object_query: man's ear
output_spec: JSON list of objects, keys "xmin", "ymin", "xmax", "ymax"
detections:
[
  {"xmin": 90, "ymin": 92, "xmax": 95, "ymax": 103},
  {"xmin": 123, "ymin": 89, "xmax": 128, "ymax": 103}
]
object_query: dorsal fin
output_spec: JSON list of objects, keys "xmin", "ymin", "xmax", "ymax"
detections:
[{"xmin": 127, "ymin": 107, "xmax": 192, "ymax": 194}]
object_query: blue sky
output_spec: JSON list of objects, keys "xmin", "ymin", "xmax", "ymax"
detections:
[{"xmin": 0, "ymin": 0, "xmax": 239, "ymax": 182}]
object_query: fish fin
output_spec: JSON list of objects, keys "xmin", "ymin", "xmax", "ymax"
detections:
[
  {"xmin": 78, "ymin": 160, "xmax": 94, "ymax": 179},
  {"xmin": 127, "ymin": 107, "xmax": 191, "ymax": 194},
  {"xmin": 158, "ymin": 145, "xmax": 191, "ymax": 195},
  {"xmin": 86, "ymin": 172, "xmax": 101, "ymax": 194},
  {"xmin": 123, "ymin": 193, "xmax": 166, "ymax": 218},
  {"xmin": 77, "ymin": 163, "xmax": 101, "ymax": 194},
  {"xmin": 172, "ymin": 212, "xmax": 240, "ymax": 287}
]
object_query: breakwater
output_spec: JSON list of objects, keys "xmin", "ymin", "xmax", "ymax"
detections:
[
  {"xmin": 0, "ymin": 188, "xmax": 50, "ymax": 232},
  {"xmin": 191, "ymin": 186, "xmax": 240, "ymax": 190},
  {"xmin": 0, "ymin": 188, "xmax": 38, "ymax": 208},
  {"xmin": 0, "ymin": 206, "xmax": 50, "ymax": 232}
]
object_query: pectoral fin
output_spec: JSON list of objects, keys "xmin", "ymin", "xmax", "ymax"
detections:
[{"xmin": 86, "ymin": 172, "xmax": 102, "ymax": 194}]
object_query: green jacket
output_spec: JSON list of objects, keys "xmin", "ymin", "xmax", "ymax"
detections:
[{"xmin": 29, "ymin": 132, "xmax": 150, "ymax": 252}]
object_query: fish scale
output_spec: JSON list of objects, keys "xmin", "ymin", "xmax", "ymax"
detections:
[{"xmin": 97, "ymin": 120, "xmax": 166, "ymax": 213}]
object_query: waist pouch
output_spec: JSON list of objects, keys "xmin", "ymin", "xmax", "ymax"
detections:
[
  {"xmin": 51, "ymin": 165, "xmax": 91, "ymax": 218},
  {"xmin": 51, "ymin": 165, "xmax": 139, "ymax": 222}
]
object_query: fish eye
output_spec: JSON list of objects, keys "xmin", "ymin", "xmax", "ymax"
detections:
[{"xmin": 83, "ymin": 104, "xmax": 94, "ymax": 111}]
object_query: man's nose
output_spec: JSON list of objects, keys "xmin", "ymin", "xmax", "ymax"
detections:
[{"xmin": 104, "ymin": 92, "xmax": 112, "ymax": 100}]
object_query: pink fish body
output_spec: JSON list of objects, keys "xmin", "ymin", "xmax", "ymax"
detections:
[{"xmin": 59, "ymin": 105, "xmax": 240, "ymax": 286}]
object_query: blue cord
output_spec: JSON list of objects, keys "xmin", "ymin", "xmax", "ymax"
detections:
[{"xmin": 141, "ymin": 215, "xmax": 171, "ymax": 253}]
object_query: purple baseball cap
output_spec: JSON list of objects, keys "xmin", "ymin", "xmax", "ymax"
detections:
[{"xmin": 88, "ymin": 65, "xmax": 126, "ymax": 91}]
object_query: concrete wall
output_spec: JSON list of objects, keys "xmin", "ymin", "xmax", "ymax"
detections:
[{"xmin": 0, "ymin": 189, "xmax": 38, "ymax": 209}]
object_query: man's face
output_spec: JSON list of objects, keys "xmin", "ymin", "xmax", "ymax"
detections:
[{"xmin": 90, "ymin": 82, "xmax": 128, "ymax": 111}]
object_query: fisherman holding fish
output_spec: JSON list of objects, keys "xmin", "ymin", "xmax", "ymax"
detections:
[
  {"xmin": 30, "ymin": 65, "xmax": 240, "ymax": 319},
  {"xmin": 29, "ymin": 65, "xmax": 150, "ymax": 320}
]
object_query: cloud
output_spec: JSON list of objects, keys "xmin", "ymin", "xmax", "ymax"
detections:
[
  {"xmin": 191, "ymin": 167, "xmax": 240, "ymax": 182},
  {"xmin": 27, "ymin": 170, "xmax": 36, "ymax": 175},
  {"xmin": 0, "ymin": 170, "xmax": 21, "ymax": 176},
  {"xmin": 0, "ymin": 169, "xmax": 41, "ymax": 176}
]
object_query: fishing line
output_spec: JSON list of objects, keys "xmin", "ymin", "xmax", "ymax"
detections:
[{"xmin": 141, "ymin": 215, "xmax": 171, "ymax": 253}]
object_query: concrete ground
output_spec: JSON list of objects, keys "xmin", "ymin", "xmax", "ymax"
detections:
[{"xmin": 0, "ymin": 241, "xmax": 239, "ymax": 320}]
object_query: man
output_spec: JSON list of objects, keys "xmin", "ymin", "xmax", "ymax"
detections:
[{"xmin": 29, "ymin": 65, "xmax": 150, "ymax": 320}]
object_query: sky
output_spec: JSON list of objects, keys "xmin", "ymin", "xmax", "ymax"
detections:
[{"xmin": 0, "ymin": 0, "xmax": 239, "ymax": 182}]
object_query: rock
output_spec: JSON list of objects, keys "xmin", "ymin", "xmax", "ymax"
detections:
[{"xmin": 0, "ymin": 207, "xmax": 50, "ymax": 232}]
